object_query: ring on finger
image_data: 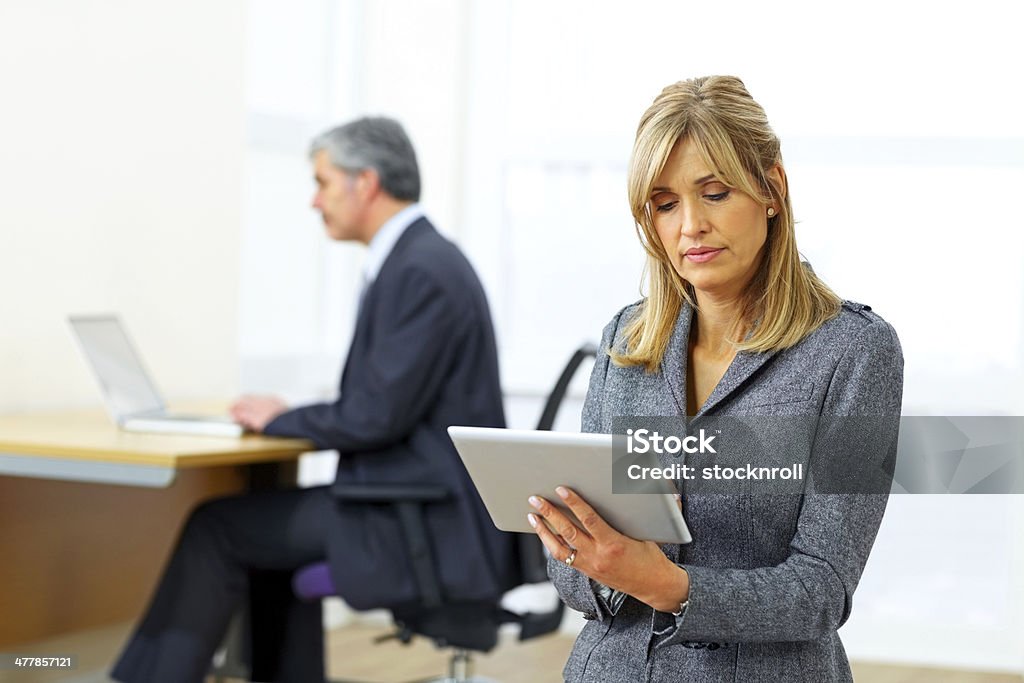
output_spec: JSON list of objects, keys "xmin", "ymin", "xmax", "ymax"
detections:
[{"xmin": 564, "ymin": 548, "xmax": 577, "ymax": 567}]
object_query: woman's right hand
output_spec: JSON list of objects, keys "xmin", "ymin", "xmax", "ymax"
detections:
[{"xmin": 528, "ymin": 486, "xmax": 690, "ymax": 614}]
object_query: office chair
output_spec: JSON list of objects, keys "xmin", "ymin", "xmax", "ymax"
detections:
[{"xmin": 292, "ymin": 343, "xmax": 597, "ymax": 683}]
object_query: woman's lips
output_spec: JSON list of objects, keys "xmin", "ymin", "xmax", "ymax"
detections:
[{"xmin": 684, "ymin": 248, "xmax": 723, "ymax": 263}]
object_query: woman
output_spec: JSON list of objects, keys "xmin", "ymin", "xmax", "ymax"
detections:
[{"xmin": 527, "ymin": 76, "xmax": 903, "ymax": 682}]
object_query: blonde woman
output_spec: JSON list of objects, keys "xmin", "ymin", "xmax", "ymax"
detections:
[{"xmin": 528, "ymin": 76, "xmax": 903, "ymax": 682}]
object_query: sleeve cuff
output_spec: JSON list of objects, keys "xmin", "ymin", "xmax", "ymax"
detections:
[{"xmin": 653, "ymin": 565, "xmax": 699, "ymax": 646}]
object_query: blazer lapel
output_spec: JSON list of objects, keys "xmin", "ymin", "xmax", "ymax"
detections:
[
  {"xmin": 350, "ymin": 218, "xmax": 432, "ymax": 333},
  {"xmin": 660, "ymin": 300, "xmax": 778, "ymax": 419},
  {"xmin": 341, "ymin": 218, "xmax": 432, "ymax": 389},
  {"xmin": 660, "ymin": 302, "xmax": 693, "ymax": 417},
  {"xmin": 694, "ymin": 346, "xmax": 777, "ymax": 419}
]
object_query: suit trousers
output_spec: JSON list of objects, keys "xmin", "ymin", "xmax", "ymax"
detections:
[{"xmin": 111, "ymin": 486, "xmax": 335, "ymax": 683}]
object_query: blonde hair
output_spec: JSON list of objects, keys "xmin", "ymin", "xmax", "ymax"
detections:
[{"xmin": 612, "ymin": 75, "xmax": 841, "ymax": 371}]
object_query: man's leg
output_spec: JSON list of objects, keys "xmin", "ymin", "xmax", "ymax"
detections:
[
  {"xmin": 248, "ymin": 567, "xmax": 326, "ymax": 682},
  {"xmin": 111, "ymin": 486, "xmax": 334, "ymax": 683}
]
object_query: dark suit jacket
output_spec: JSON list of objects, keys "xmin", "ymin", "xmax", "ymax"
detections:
[{"xmin": 264, "ymin": 218, "xmax": 519, "ymax": 610}]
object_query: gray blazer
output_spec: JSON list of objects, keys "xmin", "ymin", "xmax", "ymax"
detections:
[{"xmin": 549, "ymin": 299, "xmax": 904, "ymax": 682}]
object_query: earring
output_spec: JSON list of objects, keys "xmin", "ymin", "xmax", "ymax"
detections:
[{"xmin": 767, "ymin": 207, "xmax": 776, "ymax": 217}]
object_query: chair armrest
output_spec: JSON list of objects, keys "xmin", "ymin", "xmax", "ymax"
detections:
[{"xmin": 332, "ymin": 484, "xmax": 450, "ymax": 504}]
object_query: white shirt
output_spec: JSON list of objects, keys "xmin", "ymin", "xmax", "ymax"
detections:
[{"xmin": 362, "ymin": 203, "xmax": 425, "ymax": 286}]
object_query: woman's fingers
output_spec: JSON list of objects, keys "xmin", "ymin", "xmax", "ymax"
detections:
[
  {"xmin": 527, "ymin": 489, "xmax": 631, "ymax": 577},
  {"xmin": 554, "ymin": 486, "xmax": 618, "ymax": 541},
  {"xmin": 527, "ymin": 512, "xmax": 576, "ymax": 564},
  {"xmin": 529, "ymin": 494, "xmax": 591, "ymax": 547}
]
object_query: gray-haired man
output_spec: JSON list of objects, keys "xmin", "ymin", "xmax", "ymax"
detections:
[{"xmin": 112, "ymin": 117, "xmax": 517, "ymax": 683}]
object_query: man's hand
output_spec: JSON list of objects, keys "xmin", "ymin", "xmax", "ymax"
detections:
[{"xmin": 230, "ymin": 395, "xmax": 288, "ymax": 433}]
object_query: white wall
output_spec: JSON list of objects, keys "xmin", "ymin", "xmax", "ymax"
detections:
[
  {"xmin": 0, "ymin": 1, "xmax": 247, "ymax": 411},
  {"xmin": 240, "ymin": 0, "xmax": 473, "ymax": 405}
]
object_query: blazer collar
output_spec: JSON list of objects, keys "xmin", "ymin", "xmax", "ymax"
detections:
[
  {"xmin": 352, "ymin": 217, "xmax": 432, "ymax": 331},
  {"xmin": 375, "ymin": 216, "xmax": 431, "ymax": 279},
  {"xmin": 362, "ymin": 204, "xmax": 425, "ymax": 284},
  {"xmin": 661, "ymin": 300, "xmax": 778, "ymax": 420}
]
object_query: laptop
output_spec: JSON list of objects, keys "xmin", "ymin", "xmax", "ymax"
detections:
[
  {"xmin": 68, "ymin": 314, "xmax": 244, "ymax": 437},
  {"xmin": 448, "ymin": 426, "xmax": 691, "ymax": 544}
]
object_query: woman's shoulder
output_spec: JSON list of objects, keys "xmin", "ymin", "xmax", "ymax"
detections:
[
  {"xmin": 792, "ymin": 301, "xmax": 904, "ymax": 415},
  {"xmin": 799, "ymin": 299, "xmax": 902, "ymax": 364},
  {"xmin": 596, "ymin": 297, "xmax": 901, "ymax": 363},
  {"xmin": 597, "ymin": 299, "xmax": 646, "ymax": 351},
  {"xmin": 822, "ymin": 299, "xmax": 897, "ymax": 337}
]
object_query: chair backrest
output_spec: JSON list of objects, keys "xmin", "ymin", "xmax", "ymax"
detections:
[{"xmin": 535, "ymin": 343, "xmax": 598, "ymax": 432}]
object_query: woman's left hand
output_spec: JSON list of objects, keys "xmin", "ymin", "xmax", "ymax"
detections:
[{"xmin": 528, "ymin": 486, "xmax": 689, "ymax": 613}]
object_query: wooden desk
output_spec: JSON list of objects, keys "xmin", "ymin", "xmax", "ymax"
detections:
[
  {"xmin": 0, "ymin": 409, "xmax": 314, "ymax": 647},
  {"xmin": 0, "ymin": 409, "xmax": 312, "ymax": 487}
]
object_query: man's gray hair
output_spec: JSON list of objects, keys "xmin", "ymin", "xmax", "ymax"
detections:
[{"xmin": 310, "ymin": 117, "xmax": 421, "ymax": 202}]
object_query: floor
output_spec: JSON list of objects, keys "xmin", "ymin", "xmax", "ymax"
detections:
[{"xmin": 1, "ymin": 622, "xmax": 1020, "ymax": 683}]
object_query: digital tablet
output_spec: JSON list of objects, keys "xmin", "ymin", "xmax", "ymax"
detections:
[{"xmin": 448, "ymin": 426, "xmax": 692, "ymax": 544}]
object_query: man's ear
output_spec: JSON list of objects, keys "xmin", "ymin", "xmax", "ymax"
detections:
[{"xmin": 355, "ymin": 168, "xmax": 381, "ymax": 199}]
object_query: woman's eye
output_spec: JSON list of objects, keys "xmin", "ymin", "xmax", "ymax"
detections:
[
  {"xmin": 654, "ymin": 201, "xmax": 677, "ymax": 213},
  {"xmin": 704, "ymin": 191, "xmax": 730, "ymax": 202}
]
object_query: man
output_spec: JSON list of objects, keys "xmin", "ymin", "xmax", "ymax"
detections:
[{"xmin": 112, "ymin": 117, "xmax": 518, "ymax": 682}]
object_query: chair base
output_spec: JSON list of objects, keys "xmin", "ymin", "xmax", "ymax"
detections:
[
  {"xmin": 334, "ymin": 647, "xmax": 500, "ymax": 683},
  {"xmin": 337, "ymin": 678, "xmax": 499, "ymax": 683},
  {"xmin": 414, "ymin": 676, "xmax": 500, "ymax": 683}
]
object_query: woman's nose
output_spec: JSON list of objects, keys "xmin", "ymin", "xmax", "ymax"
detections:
[{"xmin": 678, "ymin": 201, "xmax": 706, "ymax": 238}]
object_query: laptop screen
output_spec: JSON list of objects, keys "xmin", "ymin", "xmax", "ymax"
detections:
[{"xmin": 69, "ymin": 315, "xmax": 165, "ymax": 420}]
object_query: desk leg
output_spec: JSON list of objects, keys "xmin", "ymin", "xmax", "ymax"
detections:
[
  {"xmin": 247, "ymin": 460, "xmax": 298, "ymax": 490},
  {"xmin": 211, "ymin": 459, "xmax": 304, "ymax": 682}
]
